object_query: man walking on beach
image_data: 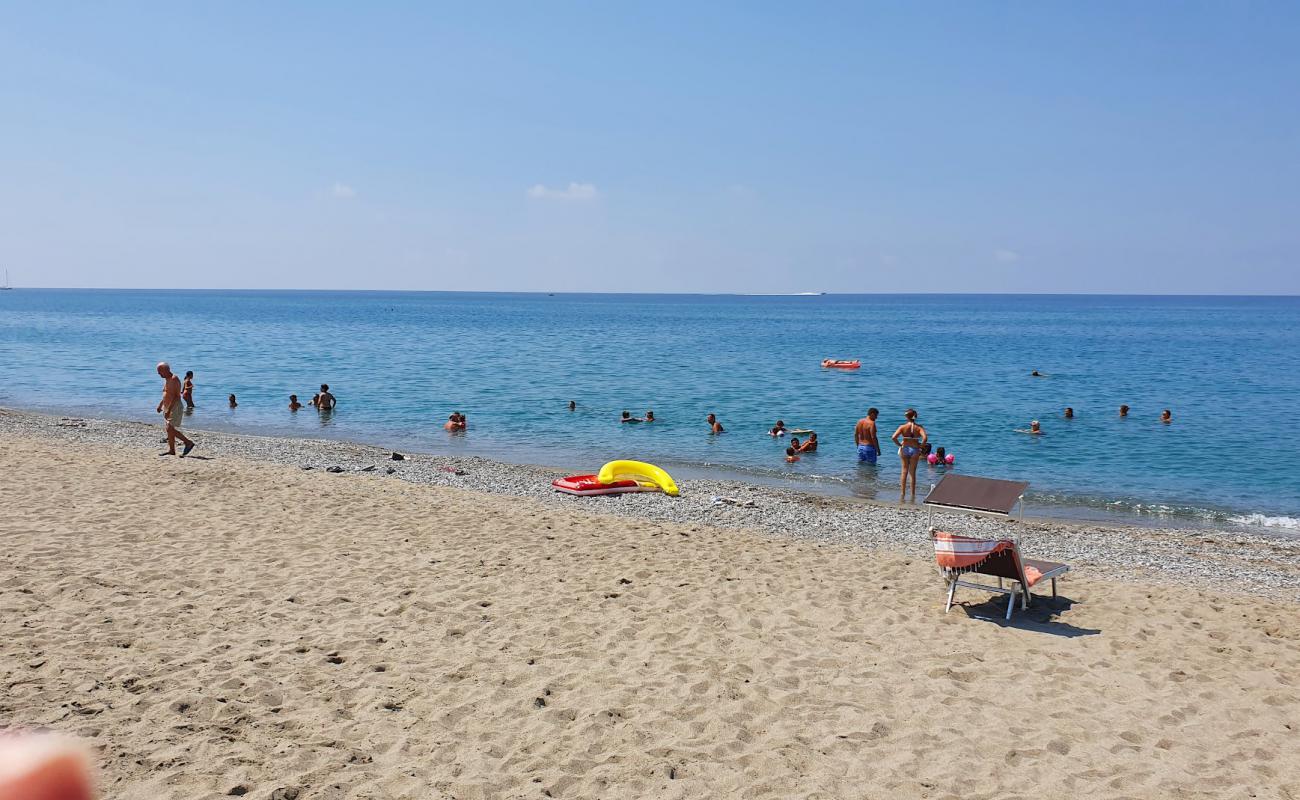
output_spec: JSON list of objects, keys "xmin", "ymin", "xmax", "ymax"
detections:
[
  {"xmin": 855, "ymin": 407, "xmax": 880, "ymax": 464},
  {"xmin": 156, "ymin": 362, "xmax": 195, "ymax": 457}
]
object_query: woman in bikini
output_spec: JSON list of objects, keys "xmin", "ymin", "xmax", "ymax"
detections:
[
  {"xmin": 182, "ymin": 371, "xmax": 195, "ymax": 409},
  {"xmin": 891, "ymin": 408, "xmax": 928, "ymax": 502}
]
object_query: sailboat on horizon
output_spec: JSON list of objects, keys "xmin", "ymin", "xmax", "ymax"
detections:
[{"xmin": 0, "ymin": 270, "xmax": 12, "ymax": 290}]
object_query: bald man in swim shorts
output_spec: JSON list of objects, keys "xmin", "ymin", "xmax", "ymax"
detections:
[{"xmin": 156, "ymin": 361, "xmax": 196, "ymax": 457}]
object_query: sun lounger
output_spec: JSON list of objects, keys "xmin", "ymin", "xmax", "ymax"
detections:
[{"xmin": 932, "ymin": 530, "xmax": 1069, "ymax": 620}]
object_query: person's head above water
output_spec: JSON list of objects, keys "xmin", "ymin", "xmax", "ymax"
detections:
[
  {"xmin": 184, "ymin": 370, "xmax": 193, "ymax": 379},
  {"xmin": 1030, "ymin": 419, "xmax": 1041, "ymax": 431},
  {"xmin": 320, "ymin": 384, "xmax": 329, "ymax": 392},
  {"xmin": 1119, "ymin": 404, "xmax": 1129, "ymax": 417},
  {"xmin": 904, "ymin": 408, "xmax": 917, "ymax": 422},
  {"xmin": 808, "ymin": 432, "xmax": 817, "ymax": 441},
  {"xmin": 868, "ymin": 407, "xmax": 878, "ymax": 420},
  {"xmin": 568, "ymin": 400, "xmax": 576, "ymax": 410},
  {"xmin": 228, "ymin": 394, "xmax": 237, "ymax": 406},
  {"xmin": 706, "ymin": 413, "xmax": 716, "ymax": 423},
  {"xmin": 621, "ymin": 410, "xmax": 630, "ymax": 419},
  {"xmin": 645, "ymin": 410, "xmax": 654, "ymax": 420},
  {"xmin": 774, "ymin": 420, "xmax": 785, "ymax": 428},
  {"xmin": 1064, "ymin": 407, "xmax": 1074, "ymax": 418},
  {"xmin": 156, "ymin": 361, "xmax": 172, "ymax": 378},
  {"xmin": 1161, "ymin": 409, "xmax": 1172, "ymax": 421}
]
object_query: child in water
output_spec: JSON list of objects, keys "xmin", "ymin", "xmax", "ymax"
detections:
[
  {"xmin": 769, "ymin": 420, "xmax": 787, "ymax": 437},
  {"xmin": 798, "ymin": 432, "xmax": 818, "ymax": 453},
  {"xmin": 289, "ymin": 394, "xmax": 302, "ymax": 411},
  {"xmin": 785, "ymin": 446, "xmax": 800, "ymax": 463}
]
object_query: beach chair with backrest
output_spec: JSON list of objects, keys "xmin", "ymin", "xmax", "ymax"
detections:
[
  {"xmin": 923, "ymin": 474, "xmax": 1069, "ymax": 620},
  {"xmin": 931, "ymin": 531, "xmax": 1069, "ymax": 620}
]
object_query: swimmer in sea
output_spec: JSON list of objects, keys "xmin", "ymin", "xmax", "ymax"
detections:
[
  {"xmin": 1031, "ymin": 370, "xmax": 1042, "ymax": 377},
  {"xmin": 289, "ymin": 394, "xmax": 302, "ymax": 411},
  {"xmin": 706, "ymin": 413, "xmax": 724, "ymax": 433},
  {"xmin": 1119, "ymin": 404, "xmax": 1129, "ymax": 417},
  {"xmin": 798, "ymin": 432, "xmax": 818, "ymax": 453},
  {"xmin": 621, "ymin": 410, "xmax": 640, "ymax": 424},
  {"xmin": 568, "ymin": 400, "xmax": 576, "ymax": 411},
  {"xmin": 228, "ymin": 394, "xmax": 238, "ymax": 408},
  {"xmin": 785, "ymin": 446, "xmax": 800, "ymax": 463},
  {"xmin": 1161, "ymin": 409, "xmax": 1172, "ymax": 424},
  {"xmin": 1064, "ymin": 407, "xmax": 1074, "ymax": 419},
  {"xmin": 935, "ymin": 446, "xmax": 948, "ymax": 464},
  {"xmin": 643, "ymin": 410, "xmax": 655, "ymax": 423},
  {"xmin": 444, "ymin": 413, "xmax": 466, "ymax": 431},
  {"xmin": 890, "ymin": 408, "xmax": 927, "ymax": 501},
  {"xmin": 769, "ymin": 420, "xmax": 787, "ymax": 437},
  {"xmin": 1016, "ymin": 420, "xmax": 1044, "ymax": 435},
  {"xmin": 182, "ymin": 370, "xmax": 195, "ymax": 408},
  {"xmin": 790, "ymin": 436, "xmax": 802, "ymax": 453}
]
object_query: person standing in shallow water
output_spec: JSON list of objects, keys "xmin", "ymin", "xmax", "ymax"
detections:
[
  {"xmin": 312, "ymin": 384, "xmax": 336, "ymax": 411},
  {"xmin": 855, "ymin": 408, "xmax": 880, "ymax": 464},
  {"xmin": 182, "ymin": 370, "xmax": 195, "ymax": 409},
  {"xmin": 890, "ymin": 409, "xmax": 927, "ymax": 502}
]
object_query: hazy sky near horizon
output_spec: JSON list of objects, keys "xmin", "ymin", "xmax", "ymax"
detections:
[{"xmin": 2, "ymin": 3, "xmax": 1298, "ymax": 294}]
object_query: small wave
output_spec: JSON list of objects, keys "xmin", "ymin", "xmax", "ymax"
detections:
[{"xmin": 1228, "ymin": 513, "xmax": 1300, "ymax": 530}]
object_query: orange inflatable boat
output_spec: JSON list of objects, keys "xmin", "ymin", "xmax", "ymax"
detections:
[{"xmin": 822, "ymin": 359, "xmax": 861, "ymax": 369}]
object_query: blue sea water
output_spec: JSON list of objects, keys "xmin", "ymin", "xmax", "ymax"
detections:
[{"xmin": 1, "ymin": 290, "xmax": 1298, "ymax": 530}]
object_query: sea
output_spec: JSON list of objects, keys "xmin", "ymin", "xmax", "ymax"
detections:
[{"xmin": 2, "ymin": 290, "xmax": 1297, "ymax": 532}]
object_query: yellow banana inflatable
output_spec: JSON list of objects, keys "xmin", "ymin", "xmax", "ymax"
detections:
[{"xmin": 597, "ymin": 460, "xmax": 680, "ymax": 497}]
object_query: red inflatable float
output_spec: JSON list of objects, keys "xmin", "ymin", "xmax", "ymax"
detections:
[
  {"xmin": 822, "ymin": 359, "xmax": 861, "ymax": 369},
  {"xmin": 552, "ymin": 474, "xmax": 659, "ymax": 496}
]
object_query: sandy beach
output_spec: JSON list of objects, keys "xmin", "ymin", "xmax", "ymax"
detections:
[{"xmin": 3, "ymin": 417, "xmax": 1300, "ymax": 799}]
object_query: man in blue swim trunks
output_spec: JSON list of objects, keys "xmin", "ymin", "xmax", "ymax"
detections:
[{"xmin": 855, "ymin": 408, "xmax": 880, "ymax": 464}]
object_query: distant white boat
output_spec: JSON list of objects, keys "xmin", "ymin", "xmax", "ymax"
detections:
[{"xmin": 0, "ymin": 270, "xmax": 11, "ymax": 290}]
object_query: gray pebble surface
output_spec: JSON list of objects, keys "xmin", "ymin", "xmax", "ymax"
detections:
[{"xmin": 4, "ymin": 407, "xmax": 1297, "ymax": 602}]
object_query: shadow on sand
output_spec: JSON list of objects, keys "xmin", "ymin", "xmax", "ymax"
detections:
[{"xmin": 948, "ymin": 594, "xmax": 1100, "ymax": 638}]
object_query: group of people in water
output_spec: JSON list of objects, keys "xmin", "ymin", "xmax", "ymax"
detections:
[
  {"xmin": 154, "ymin": 367, "xmax": 341, "ymax": 457},
  {"xmin": 159, "ymin": 369, "xmax": 1175, "ymax": 503},
  {"xmin": 1018, "ymin": 404, "xmax": 1173, "ymax": 436}
]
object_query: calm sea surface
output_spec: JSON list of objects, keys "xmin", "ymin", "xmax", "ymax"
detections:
[{"xmin": 2, "ymin": 290, "xmax": 1297, "ymax": 529}]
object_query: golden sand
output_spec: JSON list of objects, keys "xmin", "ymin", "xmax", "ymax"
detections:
[{"xmin": 2, "ymin": 435, "xmax": 1297, "ymax": 799}]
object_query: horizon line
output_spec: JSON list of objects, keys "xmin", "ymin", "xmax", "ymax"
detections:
[{"xmin": 2, "ymin": 287, "xmax": 1298, "ymax": 298}]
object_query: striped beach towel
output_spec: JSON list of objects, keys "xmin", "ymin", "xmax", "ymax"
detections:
[
  {"xmin": 932, "ymin": 531, "xmax": 1011, "ymax": 573},
  {"xmin": 932, "ymin": 531, "xmax": 1044, "ymax": 586}
]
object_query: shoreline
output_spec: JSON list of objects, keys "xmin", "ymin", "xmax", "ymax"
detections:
[
  {"xmin": 3, "ymin": 406, "xmax": 1298, "ymax": 600},
  {"xmin": 3, "ymin": 401, "xmax": 1291, "ymax": 535}
]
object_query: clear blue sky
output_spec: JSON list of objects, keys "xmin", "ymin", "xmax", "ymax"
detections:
[{"xmin": 2, "ymin": 2, "xmax": 1297, "ymax": 293}]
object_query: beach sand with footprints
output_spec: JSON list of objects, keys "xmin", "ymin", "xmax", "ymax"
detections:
[{"xmin": 3, "ymin": 429, "xmax": 1299, "ymax": 799}]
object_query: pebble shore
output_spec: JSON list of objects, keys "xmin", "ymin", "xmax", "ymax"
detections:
[{"xmin": 4, "ymin": 406, "xmax": 1297, "ymax": 600}]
